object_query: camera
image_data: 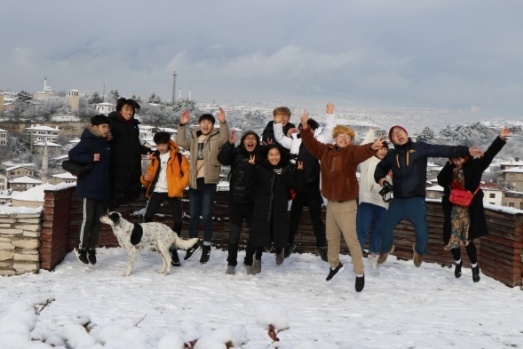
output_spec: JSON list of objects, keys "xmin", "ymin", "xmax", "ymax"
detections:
[{"xmin": 379, "ymin": 181, "xmax": 393, "ymax": 202}]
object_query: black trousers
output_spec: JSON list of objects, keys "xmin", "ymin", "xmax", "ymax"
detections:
[
  {"xmin": 227, "ymin": 201, "xmax": 254, "ymax": 266},
  {"xmin": 450, "ymin": 241, "xmax": 478, "ymax": 265},
  {"xmin": 289, "ymin": 183, "xmax": 326, "ymax": 247},
  {"xmin": 79, "ymin": 198, "xmax": 105, "ymax": 250},
  {"xmin": 143, "ymin": 192, "xmax": 183, "ymax": 233}
]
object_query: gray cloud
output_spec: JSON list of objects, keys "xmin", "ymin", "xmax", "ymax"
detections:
[{"xmin": 1, "ymin": 0, "xmax": 522, "ymax": 116}]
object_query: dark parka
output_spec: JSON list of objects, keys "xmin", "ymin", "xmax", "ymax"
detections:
[
  {"xmin": 217, "ymin": 131, "xmax": 260, "ymax": 204},
  {"xmin": 248, "ymin": 146, "xmax": 302, "ymax": 249},
  {"xmin": 375, "ymin": 139, "xmax": 470, "ymax": 198},
  {"xmin": 107, "ymin": 111, "xmax": 151, "ymax": 208},
  {"xmin": 437, "ymin": 136, "xmax": 506, "ymax": 244},
  {"xmin": 68, "ymin": 126, "xmax": 111, "ymax": 201}
]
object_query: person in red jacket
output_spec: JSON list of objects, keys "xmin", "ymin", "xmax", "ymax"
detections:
[
  {"xmin": 141, "ymin": 132, "xmax": 190, "ymax": 266},
  {"xmin": 300, "ymin": 111, "xmax": 384, "ymax": 292}
]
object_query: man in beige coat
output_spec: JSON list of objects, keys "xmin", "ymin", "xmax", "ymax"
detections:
[{"xmin": 177, "ymin": 107, "xmax": 229, "ymax": 264}]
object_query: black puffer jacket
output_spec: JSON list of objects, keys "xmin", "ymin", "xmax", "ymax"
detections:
[
  {"xmin": 108, "ymin": 111, "xmax": 151, "ymax": 208},
  {"xmin": 217, "ymin": 132, "xmax": 260, "ymax": 204},
  {"xmin": 375, "ymin": 139, "xmax": 469, "ymax": 198}
]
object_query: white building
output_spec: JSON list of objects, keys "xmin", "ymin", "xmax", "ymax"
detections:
[
  {"xmin": 0, "ymin": 128, "xmax": 7, "ymax": 146},
  {"xmin": 25, "ymin": 124, "xmax": 60, "ymax": 144},
  {"xmin": 95, "ymin": 102, "xmax": 115, "ymax": 115},
  {"xmin": 8, "ymin": 176, "xmax": 42, "ymax": 191}
]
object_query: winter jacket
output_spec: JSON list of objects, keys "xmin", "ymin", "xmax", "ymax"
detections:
[
  {"xmin": 375, "ymin": 139, "xmax": 469, "ymax": 198},
  {"xmin": 69, "ymin": 126, "xmax": 111, "ymax": 201},
  {"xmin": 176, "ymin": 121, "xmax": 229, "ymax": 188},
  {"xmin": 300, "ymin": 127, "xmax": 376, "ymax": 202},
  {"xmin": 437, "ymin": 136, "xmax": 506, "ymax": 243},
  {"xmin": 248, "ymin": 158, "xmax": 302, "ymax": 249},
  {"xmin": 140, "ymin": 140, "xmax": 190, "ymax": 199},
  {"xmin": 217, "ymin": 133, "xmax": 260, "ymax": 204},
  {"xmin": 358, "ymin": 128, "xmax": 391, "ymax": 209},
  {"xmin": 262, "ymin": 120, "xmax": 295, "ymax": 148},
  {"xmin": 108, "ymin": 111, "xmax": 151, "ymax": 207}
]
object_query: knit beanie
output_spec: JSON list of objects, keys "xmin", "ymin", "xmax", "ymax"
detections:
[{"xmin": 388, "ymin": 125, "xmax": 408, "ymax": 142}]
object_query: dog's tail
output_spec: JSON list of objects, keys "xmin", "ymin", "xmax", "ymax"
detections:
[{"xmin": 174, "ymin": 236, "xmax": 200, "ymax": 251}]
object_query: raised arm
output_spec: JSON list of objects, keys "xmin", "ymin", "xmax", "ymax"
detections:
[
  {"xmin": 216, "ymin": 107, "xmax": 229, "ymax": 148},
  {"xmin": 273, "ymin": 119, "xmax": 292, "ymax": 149},
  {"xmin": 176, "ymin": 110, "xmax": 191, "ymax": 150},
  {"xmin": 316, "ymin": 102, "xmax": 336, "ymax": 144}
]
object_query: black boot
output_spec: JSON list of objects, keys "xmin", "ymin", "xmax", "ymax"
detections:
[
  {"xmin": 472, "ymin": 265, "xmax": 480, "ymax": 282},
  {"xmin": 200, "ymin": 245, "xmax": 211, "ymax": 264},
  {"xmin": 355, "ymin": 275, "xmax": 365, "ymax": 292},
  {"xmin": 454, "ymin": 260, "xmax": 463, "ymax": 278},
  {"xmin": 171, "ymin": 248, "xmax": 181, "ymax": 267}
]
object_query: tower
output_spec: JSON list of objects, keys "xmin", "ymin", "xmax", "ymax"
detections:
[
  {"xmin": 0, "ymin": 93, "xmax": 4, "ymax": 114},
  {"xmin": 172, "ymin": 71, "xmax": 177, "ymax": 104},
  {"xmin": 68, "ymin": 89, "xmax": 80, "ymax": 112}
]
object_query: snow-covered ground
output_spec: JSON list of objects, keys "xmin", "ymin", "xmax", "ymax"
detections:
[{"xmin": 1, "ymin": 247, "xmax": 522, "ymax": 348}]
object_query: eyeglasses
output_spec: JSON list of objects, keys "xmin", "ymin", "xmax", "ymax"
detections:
[{"xmin": 336, "ymin": 134, "xmax": 351, "ymax": 140}]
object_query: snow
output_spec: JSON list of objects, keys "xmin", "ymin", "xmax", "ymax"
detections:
[{"xmin": 1, "ymin": 246, "xmax": 523, "ymax": 348}]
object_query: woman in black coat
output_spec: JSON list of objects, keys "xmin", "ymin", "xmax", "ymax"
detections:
[
  {"xmin": 437, "ymin": 127, "xmax": 509, "ymax": 282},
  {"xmin": 107, "ymin": 98, "xmax": 151, "ymax": 210},
  {"xmin": 248, "ymin": 144, "xmax": 303, "ymax": 273}
]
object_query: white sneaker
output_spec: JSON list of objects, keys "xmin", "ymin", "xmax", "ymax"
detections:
[{"xmin": 368, "ymin": 254, "xmax": 379, "ymax": 275}]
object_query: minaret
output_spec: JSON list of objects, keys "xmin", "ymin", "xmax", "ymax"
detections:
[
  {"xmin": 188, "ymin": 87, "xmax": 192, "ymax": 100},
  {"xmin": 41, "ymin": 140, "xmax": 49, "ymax": 183},
  {"xmin": 178, "ymin": 88, "xmax": 181, "ymax": 100},
  {"xmin": 172, "ymin": 71, "xmax": 177, "ymax": 104}
]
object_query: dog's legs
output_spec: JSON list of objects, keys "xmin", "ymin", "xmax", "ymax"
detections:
[
  {"xmin": 157, "ymin": 242, "xmax": 172, "ymax": 275},
  {"xmin": 124, "ymin": 249, "xmax": 136, "ymax": 276}
]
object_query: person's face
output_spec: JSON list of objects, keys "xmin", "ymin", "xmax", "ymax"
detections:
[
  {"xmin": 390, "ymin": 127, "xmax": 408, "ymax": 145},
  {"xmin": 119, "ymin": 104, "xmax": 135, "ymax": 120},
  {"xmin": 156, "ymin": 143, "xmax": 169, "ymax": 154},
  {"xmin": 376, "ymin": 146, "xmax": 388, "ymax": 159},
  {"xmin": 93, "ymin": 124, "xmax": 110, "ymax": 138},
  {"xmin": 267, "ymin": 147, "xmax": 281, "ymax": 166},
  {"xmin": 451, "ymin": 157, "xmax": 466, "ymax": 168},
  {"xmin": 335, "ymin": 133, "xmax": 352, "ymax": 148},
  {"xmin": 199, "ymin": 119, "xmax": 214, "ymax": 135},
  {"xmin": 243, "ymin": 134, "xmax": 258, "ymax": 153},
  {"xmin": 276, "ymin": 113, "xmax": 290, "ymax": 127}
]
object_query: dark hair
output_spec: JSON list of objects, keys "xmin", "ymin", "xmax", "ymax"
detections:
[
  {"xmin": 298, "ymin": 118, "xmax": 319, "ymax": 131},
  {"xmin": 198, "ymin": 113, "xmax": 216, "ymax": 124},
  {"xmin": 90, "ymin": 114, "xmax": 110, "ymax": 126},
  {"xmin": 153, "ymin": 131, "xmax": 171, "ymax": 144},
  {"xmin": 260, "ymin": 143, "xmax": 290, "ymax": 167},
  {"xmin": 116, "ymin": 98, "xmax": 141, "ymax": 114},
  {"xmin": 272, "ymin": 106, "xmax": 291, "ymax": 117}
]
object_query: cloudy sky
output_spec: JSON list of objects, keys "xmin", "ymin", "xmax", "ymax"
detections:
[{"xmin": 1, "ymin": 0, "xmax": 522, "ymax": 115}]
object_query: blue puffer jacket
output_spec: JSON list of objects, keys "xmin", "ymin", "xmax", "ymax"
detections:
[
  {"xmin": 374, "ymin": 139, "xmax": 469, "ymax": 198},
  {"xmin": 69, "ymin": 127, "xmax": 111, "ymax": 201}
]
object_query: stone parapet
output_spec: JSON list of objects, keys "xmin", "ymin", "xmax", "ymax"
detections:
[{"xmin": 0, "ymin": 208, "xmax": 42, "ymax": 276}]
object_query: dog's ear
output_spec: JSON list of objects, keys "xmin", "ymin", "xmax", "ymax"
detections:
[
  {"xmin": 109, "ymin": 212, "xmax": 120, "ymax": 225},
  {"xmin": 130, "ymin": 224, "xmax": 143, "ymax": 245}
]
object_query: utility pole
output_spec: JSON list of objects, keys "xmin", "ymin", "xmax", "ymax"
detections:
[{"xmin": 172, "ymin": 71, "xmax": 177, "ymax": 104}]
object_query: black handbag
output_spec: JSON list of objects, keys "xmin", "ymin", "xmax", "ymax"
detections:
[{"xmin": 62, "ymin": 160, "xmax": 94, "ymax": 179}]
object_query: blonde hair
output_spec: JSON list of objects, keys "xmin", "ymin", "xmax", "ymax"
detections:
[{"xmin": 332, "ymin": 125, "xmax": 355, "ymax": 140}]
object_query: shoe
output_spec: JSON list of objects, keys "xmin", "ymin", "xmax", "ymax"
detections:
[
  {"xmin": 87, "ymin": 249, "xmax": 97, "ymax": 265},
  {"xmin": 252, "ymin": 258, "xmax": 262, "ymax": 274},
  {"xmin": 472, "ymin": 265, "xmax": 480, "ymax": 282},
  {"xmin": 368, "ymin": 254, "xmax": 379, "ymax": 274},
  {"xmin": 75, "ymin": 248, "xmax": 89, "ymax": 265},
  {"xmin": 244, "ymin": 263, "xmax": 255, "ymax": 275},
  {"xmin": 184, "ymin": 240, "xmax": 201, "ymax": 260},
  {"xmin": 171, "ymin": 249, "xmax": 181, "ymax": 267},
  {"xmin": 226, "ymin": 265, "xmax": 236, "ymax": 275},
  {"xmin": 315, "ymin": 246, "xmax": 328, "ymax": 262},
  {"xmin": 454, "ymin": 260, "xmax": 463, "ymax": 278},
  {"xmin": 284, "ymin": 243, "xmax": 296, "ymax": 258},
  {"xmin": 377, "ymin": 245, "xmax": 395, "ymax": 264},
  {"xmin": 413, "ymin": 244, "xmax": 423, "ymax": 267},
  {"xmin": 200, "ymin": 245, "xmax": 211, "ymax": 264},
  {"xmin": 355, "ymin": 275, "xmax": 365, "ymax": 292},
  {"xmin": 275, "ymin": 250, "xmax": 285, "ymax": 266},
  {"xmin": 326, "ymin": 262, "xmax": 345, "ymax": 281}
]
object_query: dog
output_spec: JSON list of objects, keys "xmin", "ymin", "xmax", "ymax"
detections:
[{"xmin": 100, "ymin": 211, "xmax": 200, "ymax": 276}]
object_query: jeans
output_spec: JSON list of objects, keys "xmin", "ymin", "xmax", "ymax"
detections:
[
  {"xmin": 356, "ymin": 202, "xmax": 386, "ymax": 254},
  {"xmin": 189, "ymin": 178, "xmax": 217, "ymax": 243},
  {"xmin": 380, "ymin": 197, "xmax": 428, "ymax": 255}
]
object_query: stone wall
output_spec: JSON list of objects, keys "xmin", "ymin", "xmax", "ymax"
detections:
[{"xmin": 0, "ymin": 209, "xmax": 42, "ymax": 276}]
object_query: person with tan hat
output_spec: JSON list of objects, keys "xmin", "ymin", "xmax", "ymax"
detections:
[{"xmin": 374, "ymin": 125, "xmax": 484, "ymax": 268}]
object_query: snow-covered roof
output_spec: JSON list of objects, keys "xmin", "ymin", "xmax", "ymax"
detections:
[
  {"xmin": 52, "ymin": 172, "xmax": 77, "ymax": 179},
  {"xmin": 34, "ymin": 141, "xmax": 61, "ymax": 147},
  {"xmin": 25, "ymin": 125, "xmax": 59, "ymax": 131},
  {"xmin": 426, "ymin": 184, "xmax": 444, "ymax": 192},
  {"xmin": 502, "ymin": 167, "xmax": 523, "ymax": 173},
  {"xmin": 6, "ymin": 164, "xmax": 36, "ymax": 171},
  {"xmin": 9, "ymin": 176, "xmax": 42, "ymax": 184}
]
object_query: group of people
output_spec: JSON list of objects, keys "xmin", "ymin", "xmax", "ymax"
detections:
[{"xmin": 69, "ymin": 99, "xmax": 510, "ymax": 293}]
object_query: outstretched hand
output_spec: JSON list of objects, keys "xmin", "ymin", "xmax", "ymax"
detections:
[
  {"xmin": 296, "ymin": 161, "xmax": 304, "ymax": 170},
  {"xmin": 500, "ymin": 127, "xmax": 510, "ymax": 139},
  {"xmin": 248, "ymin": 154, "xmax": 256, "ymax": 165},
  {"xmin": 370, "ymin": 137, "xmax": 385, "ymax": 150},
  {"xmin": 300, "ymin": 110, "xmax": 309, "ymax": 130},
  {"xmin": 228, "ymin": 130, "xmax": 238, "ymax": 145},
  {"xmin": 217, "ymin": 107, "xmax": 226, "ymax": 123},
  {"xmin": 180, "ymin": 110, "xmax": 190, "ymax": 125},
  {"xmin": 326, "ymin": 102, "xmax": 334, "ymax": 114},
  {"xmin": 468, "ymin": 146, "xmax": 484, "ymax": 158}
]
